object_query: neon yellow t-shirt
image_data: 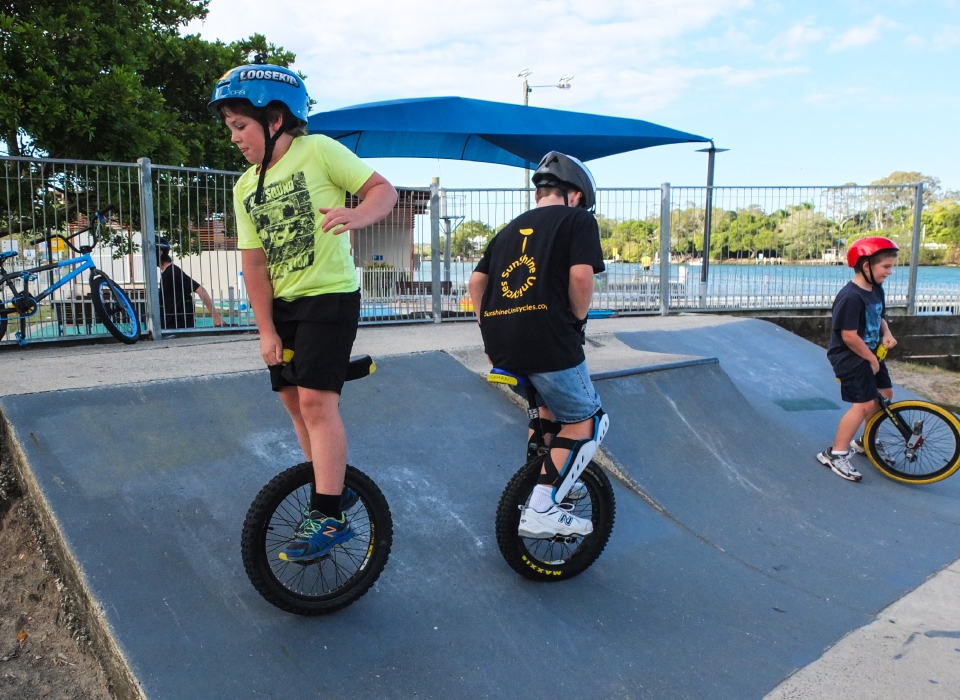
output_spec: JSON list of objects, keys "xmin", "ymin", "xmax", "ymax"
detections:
[{"xmin": 234, "ymin": 134, "xmax": 374, "ymax": 300}]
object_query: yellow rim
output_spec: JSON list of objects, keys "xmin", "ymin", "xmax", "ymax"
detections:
[{"xmin": 864, "ymin": 400, "xmax": 960, "ymax": 484}]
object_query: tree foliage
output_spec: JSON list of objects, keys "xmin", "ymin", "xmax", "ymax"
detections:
[
  {"xmin": 0, "ymin": 1, "xmax": 294, "ymax": 170},
  {"xmin": 596, "ymin": 175, "xmax": 950, "ymax": 265}
]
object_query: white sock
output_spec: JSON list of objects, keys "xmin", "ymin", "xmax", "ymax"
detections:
[
  {"xmin": 529, "ymin": 485, "xmax": 555, "ymax": 513},
  {"xmin": 830, "ymin": 450, "xmax": 849, "ymax": 456}
]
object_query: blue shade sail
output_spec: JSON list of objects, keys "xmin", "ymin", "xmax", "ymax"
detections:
[{"xmin": 307, "ymin": 96, "xmax": 710, "ymax": 168}]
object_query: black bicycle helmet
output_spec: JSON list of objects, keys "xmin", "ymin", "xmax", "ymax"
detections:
[{"xmin": 531, "ymin": 151, "xmax": 596, "ymax": 210}]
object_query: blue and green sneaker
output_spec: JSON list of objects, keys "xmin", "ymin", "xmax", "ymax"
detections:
[
  {"xmin": 279, "ymin": 512, "xmax": 354, "ymax": 563},
  {"xmin": 340, "ymin": 487, "xmax": 359, "ymax": 512}
]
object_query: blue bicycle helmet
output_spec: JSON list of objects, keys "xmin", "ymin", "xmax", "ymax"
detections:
[
  {"xmin": 208, "ymin": 64, "xmax": 309, "ymax": 122},
  {"xmin": 209, "ymin": 57, "xmax": 310, "ymax": 204}
]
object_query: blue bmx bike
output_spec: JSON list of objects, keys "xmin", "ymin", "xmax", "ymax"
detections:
[{"xmin": 0, "ymin": 205, "xmax": 140, "ymax": 345}]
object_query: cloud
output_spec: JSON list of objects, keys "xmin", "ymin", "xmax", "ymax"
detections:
[
  {"xmin": 185, "ymin": 0, "xmax": 756, "ymax": 115},
  {"xmin": 771, "ymin": 22, "xmax": 827, "ymax": 59},
  {"xmin": 905, "ymin": 25, "xmax": 960, "ymax": 51},
  {"xmin": 829, "ymin": 15, "xmax": 897, "ymax": 51}
]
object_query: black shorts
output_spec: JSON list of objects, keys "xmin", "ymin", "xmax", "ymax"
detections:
[
  {"xmin": 268, "ymin": 291, "xmax": 361, "ymax": 394},
  {"xmin": 836, "ymin": 359, "xmax": 892, "ymax": 404}
]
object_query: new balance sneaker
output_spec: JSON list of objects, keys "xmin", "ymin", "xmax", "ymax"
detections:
[
  {"xmin": 850, "ymin": 437, "xmax": 894, "ymax": 466},
  {"xmin": 816, "ymin": 449, "xmax": 862, "ymax": 482},
  {"xmin": 518, "ymin": 503, "xmax": 593, "ymax": 539},
  {"xmin": 564, "ymin": 481, "xmax": 588, "ymax": 502},
  {"xmin": 279, "ymin": 512, "xmax": 354, "ymax": 563},
  {"xmin": 300, "ymin": 488, "xmax": 360, "ymax": 519},
  {"xmin": 340, "ymin": 487, "xmax": 359, "ymax": 512}
]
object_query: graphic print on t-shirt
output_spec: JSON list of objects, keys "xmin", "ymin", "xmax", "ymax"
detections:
[
  {"xmin": 243, "ymin": 171, "xmax": 315, "ymax": 282},
  {"xmin": 498, "ymin": 227, "xmax": 542, "ymax": 302},
  {"xmin": 864, "ymin": 301, "xmax": 882, "ymax": 348}
]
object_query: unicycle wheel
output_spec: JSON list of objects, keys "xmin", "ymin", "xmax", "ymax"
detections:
[
  {"xmin": 495, "ymin": 459, "xmax": 615, "ymax": 582},
  {"xmin": 241, "ymin": 463, "xmax": 392, "ymax": 615},
  {"xmin": 864, "ymin": 401, "xmax": 960, "ymax": 484}
]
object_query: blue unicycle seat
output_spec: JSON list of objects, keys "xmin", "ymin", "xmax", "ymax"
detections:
[{"xmin": 487, "ymin": 368, "xmax": 532, "ymax": 387}]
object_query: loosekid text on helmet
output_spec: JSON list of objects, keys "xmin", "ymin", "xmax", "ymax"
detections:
[{"xmin": 237, "ymin": 69, "xmax": 301, "ymax": 87}]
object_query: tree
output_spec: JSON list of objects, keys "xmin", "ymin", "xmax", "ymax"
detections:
[
  {"xmin": 0, "ymin": 2, "xmax": 295, "ymax": 239},
  {"xmin": 0, "ymin": 2, "xmax": 294, "ymax": 169},
  {"xmin": 450, "ymin": 220, "xmax": 493, "ymax": 257}
]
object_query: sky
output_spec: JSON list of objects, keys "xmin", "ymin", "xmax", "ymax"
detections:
[{"xmin": 186, "ymin": 0, "xmax": 960, "ymax": 192}]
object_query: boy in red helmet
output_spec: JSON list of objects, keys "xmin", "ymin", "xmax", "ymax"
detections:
[{"xmin": 817, "ymin": 237, "xmax": 900, "ymax": 481}]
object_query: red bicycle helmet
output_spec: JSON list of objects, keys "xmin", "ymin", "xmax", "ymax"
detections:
[{"xmin": 846, "ymin": 236, "xmax": 899, "ymax": 268}]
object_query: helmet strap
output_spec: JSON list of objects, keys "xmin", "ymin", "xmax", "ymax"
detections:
[
  {"xmin": 254, "ymin": 114, "xmax": 288, "ymax": 205},
  {"xmin": 863, "ymin": 259, "xmax": 879, "ymax": 287}
]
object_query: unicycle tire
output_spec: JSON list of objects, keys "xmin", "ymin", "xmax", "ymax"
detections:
[
  {"xmin": 863, "ymin": 401, "xmax": 960, "ymax": 484},
  {"xmin": 495, "ymin": 459, "xmax": 615, "ymax": 582},
  {"xmin": 241, "ymin": 463, "xmax": 392, "ymax": 615}
]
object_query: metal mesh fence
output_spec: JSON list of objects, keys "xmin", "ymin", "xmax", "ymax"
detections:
[
  {"xmin": 1, "ymin": 156, "xmax": 953, "ymax": 348},
  {"xmin": 0, "ymin": 156, "xmax": 145, "ymax": 344},
  {"xmin": 663, "ymin": 185, "xmax": 919, "ymax": 311}
]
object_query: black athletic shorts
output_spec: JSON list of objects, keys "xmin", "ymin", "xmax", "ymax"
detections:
[
  {"xmin": 836, "ymin": 358, "xmax": 892, "ymax": 404},
  {"xmin": 268, "ymin": 290, "xmax": 361, "ymax": 394}
]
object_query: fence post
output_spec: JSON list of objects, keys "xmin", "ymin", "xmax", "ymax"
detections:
[
  {"xmin": 430, "ymin": 177, "xmax": 442, "ymax": 323},
  {"xmin": 660, "ymin": 183, "xmax": 672, "ymax": 316},
  {"xmin": 906, "ymin": 182, "xmax": 924, "ymax": 316},
  {"xmin": 137, "ymin": 158, "xmax": 163, "ymax": 339}
]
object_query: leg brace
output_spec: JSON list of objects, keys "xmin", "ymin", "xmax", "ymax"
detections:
[{"xmin": 541, "ymin": 409, "xmax": 609, "ymax": 502}]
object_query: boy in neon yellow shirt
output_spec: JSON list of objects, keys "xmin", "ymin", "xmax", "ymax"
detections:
[{"xmin": 210, "ymin": 61, "xmax": 397, "ymax": 561}]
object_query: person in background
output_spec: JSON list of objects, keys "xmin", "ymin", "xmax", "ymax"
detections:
[{"xmin": 157, "ymin": 237, "xmax": 225, "ymax": 329}]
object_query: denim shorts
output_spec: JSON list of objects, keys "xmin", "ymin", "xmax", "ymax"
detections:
[{"xmin": 509, "ymin": 360, "xmax": 602, "ymax": 424}]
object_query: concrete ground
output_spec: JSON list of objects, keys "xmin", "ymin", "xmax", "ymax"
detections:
[{"xmin": 1, "ymin": 315, "xmax": 958, "ymax": 699}]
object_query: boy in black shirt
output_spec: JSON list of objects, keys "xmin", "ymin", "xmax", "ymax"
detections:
[
  {"xmin": 469, "ymin": 152, "xmax": 608, "ymax": 537},
  {"xmin": 818, "ymin": 237, "xmax": 899, "ymax": 481},
  {"xmin": 157, "ymin": 237, "xmax": 224, "ymax": 329}
]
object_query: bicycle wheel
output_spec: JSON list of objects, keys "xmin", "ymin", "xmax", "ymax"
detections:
[
  {"xmin": 864, "ymin": 400, "xmax": 960, "ymax": 484},
  {"xmin": 0, "ymin": 305, "xmax": 7, "ymax": 341},
  {"xmin": 90, "ymin": 275, "xmax": 140, "ymax": 344},
  {"xmin": 495, "ymin": 460, "xmax": 615, "ymax": 582},
  {"xmin": 241, "ymin": 463, "xmax": 393, "ymax": 616}
]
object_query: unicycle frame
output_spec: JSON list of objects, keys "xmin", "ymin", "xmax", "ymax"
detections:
[{"xmin": 876, "ymin": 394, "xmax": 924, "ymax": 451}]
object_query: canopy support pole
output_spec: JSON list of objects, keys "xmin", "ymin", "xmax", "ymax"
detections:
[{"xmin": 696, "ymin": 143, "xmax": 728, "ymax": 309}]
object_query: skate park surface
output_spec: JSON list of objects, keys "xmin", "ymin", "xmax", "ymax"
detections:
[{"xmin": 1, "ymin": 316, "xmax": 958, "ymax": 700}]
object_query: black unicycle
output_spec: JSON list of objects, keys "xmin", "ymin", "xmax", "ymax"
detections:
[
  {"xmin": 490, "ymin": 369, "xmax": 615, "ymax": 581},
  {"xmin": 241, "ymin": 355, "xmax": 393, "ymax": 615}
]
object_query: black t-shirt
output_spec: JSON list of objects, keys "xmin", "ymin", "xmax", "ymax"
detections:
[
  {"xmin": 474, "ymin": 205, "xmax": 604, "ymax": 373},
  {"xmin": 826, "ymin": 280, "xmax": 886, "ymax": 374},
  {"xmin": 160, "ymin": 264, "xmax": 201, "ymax": 329}
]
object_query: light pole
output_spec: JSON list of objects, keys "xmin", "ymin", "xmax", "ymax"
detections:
[{"xmin": 518, "ymin": 69, "xmax": 574, "ymax": 209}]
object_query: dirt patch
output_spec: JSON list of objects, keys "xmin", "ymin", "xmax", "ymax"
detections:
[
  {"xmin": 0, "ymin": 492, "xmax": 114, "ymax": 700},
  {"xmin": 887, "ymin": 361, "xmax": 960, "ymax": 412}
]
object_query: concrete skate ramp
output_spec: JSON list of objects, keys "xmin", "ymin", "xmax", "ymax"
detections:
[
  {"xmin": 617, "ymin": 318, "xmax": 889, "ymax": 439},
  {"xmin": 2, "ymin": 349, "xmax": 959, "ymax": 699}
]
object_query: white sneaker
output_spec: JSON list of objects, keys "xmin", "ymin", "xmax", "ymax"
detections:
[
  {"xmin": 851, "ymin": 437, "xmax": 894, "ymax": 466},
  {"xmin": 565, "ymin": 481, "xmax": 588, "ymax": 501},
  {"xmin": 518, "ymin": 503, "xmax": 593, "ymax": 539},
  {"xmin": 816, "ymin": 449, "xmax": 862, "ymax": 481}
]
